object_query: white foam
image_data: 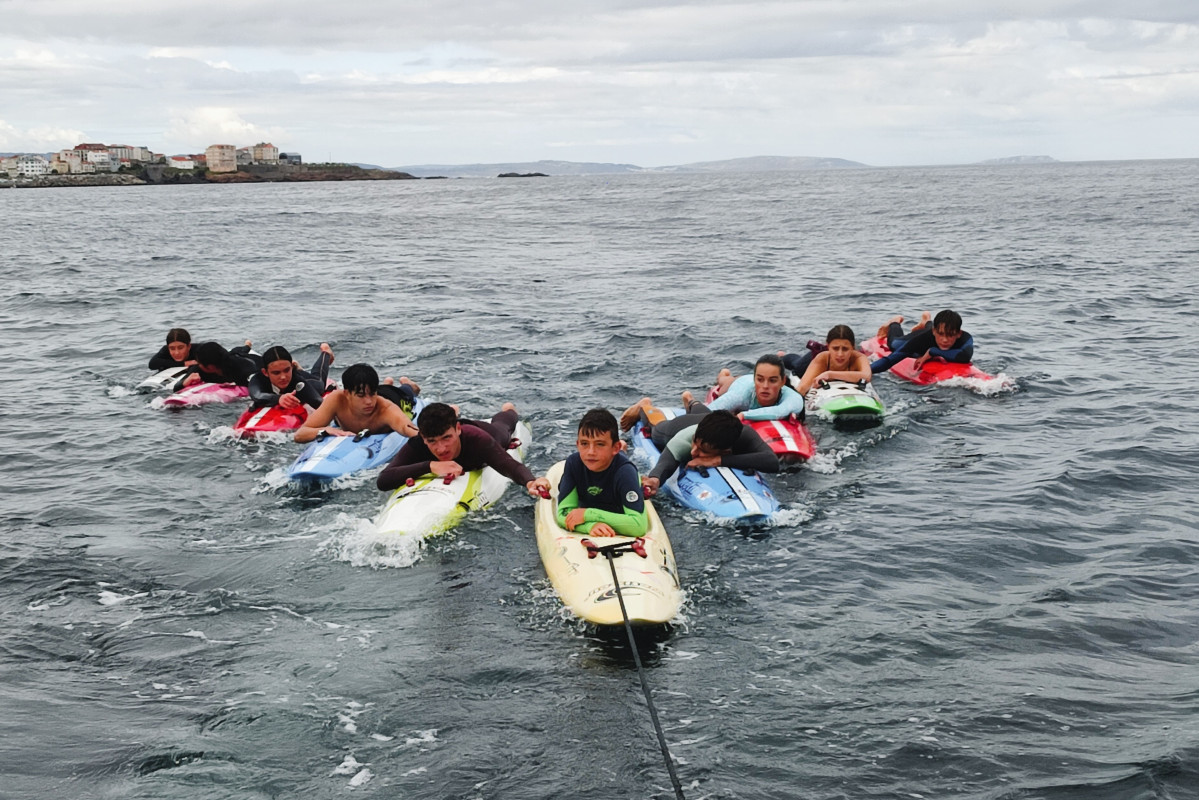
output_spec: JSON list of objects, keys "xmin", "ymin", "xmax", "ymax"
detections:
[
  {"xmin": 108, "ymin": 385, "xmax": 135, "ymax": 398},
  {"xmin": 98, "ymin": 590, "xmax": 147, "ymax": 606},
  {"xmin": 320, "ymin": 512, "xmax": 425, "ymax": 569},
  {"xmin": 806, "ymin": 441, "xmax": 859, "ymax": 474},
  {"xmin": 205, "ymin": 426, "xmax": 239, "ymax": 444},
  {"xmin": 332, "ymin": 754, "xmax": 365, "ymax": 775},
  {"xmin": 349, "ymin": 768, "xmax": 373, "ymax": 786},
  {"xmin": 405, "ymin": 729, "xmax": 438, "ymax": 746}
]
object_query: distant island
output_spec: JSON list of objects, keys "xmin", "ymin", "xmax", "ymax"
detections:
[
  {"xmin": 976, "ymin": 155, "xmax": 1059, "ymax": 165},
  {"xmin": 389, "ymin": 155, "xmax": 869, "ymax": 178}
]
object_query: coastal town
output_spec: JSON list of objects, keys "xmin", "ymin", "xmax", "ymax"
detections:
[{"xmin": 0, "ymin": 141, "xmax": 417, "ymax": 186}]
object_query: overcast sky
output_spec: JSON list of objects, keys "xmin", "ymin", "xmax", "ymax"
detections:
[{"xmin": 2, "ymin": 1, "xmax": 1197, "ymax": 167}]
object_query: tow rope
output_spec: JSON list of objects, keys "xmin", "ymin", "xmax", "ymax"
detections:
[{"xmin": 579, "ymin": 537, "xmax": 686, "ymax": 800}]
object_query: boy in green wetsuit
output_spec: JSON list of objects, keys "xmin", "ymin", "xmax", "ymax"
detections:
[{"xmin": 555, "ymin": 408, "xmax": 648, "ymax": 538}]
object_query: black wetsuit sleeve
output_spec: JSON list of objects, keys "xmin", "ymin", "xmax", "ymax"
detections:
[
  {"xmin": 649, "ymin": 447, "xmax": 682, "ymax": 484},
  {"xmin": 247, "ymin": 373, "xmax": 279, "ymax": 407},
  {"xmin": 172, "ymin": 366, "xmax": 199, "ymax": 392},
  {"xmin": 292, "ymin": 371, "xmax": 326, "ymax": 407},
  {"xmin": 148, "ymin": 345, "xmax": 181, "ymax": 372},
  {"xmin": 721, "ymin": 428, "xmax": 781, "ymax": 473},
  {"xmin": 376, "ymin": 440, "xmax": 434, "ymax": 491}
]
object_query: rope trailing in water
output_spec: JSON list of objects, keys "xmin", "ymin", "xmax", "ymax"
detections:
[{"xmin": 581, "ymin": 537, "xmax": 686, "ymax": 800}]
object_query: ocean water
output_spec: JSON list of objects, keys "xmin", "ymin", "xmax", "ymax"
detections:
[{"xmin": 1, "ymin": 160, "xmax": 1198, "ymax": 799}]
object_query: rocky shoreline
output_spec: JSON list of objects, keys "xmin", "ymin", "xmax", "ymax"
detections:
[{"xmin": 1, "ymin": 164, "xmax": 421, "ymax": 189}]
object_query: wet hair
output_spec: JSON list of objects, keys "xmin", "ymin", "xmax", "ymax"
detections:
[
  {"xmin": 417, "ymin": 402, "xmax": 459, "ymax": 439},
  {"xmin": 826, "ymin": 325, "xmax": 856, "ymax": 347},
  {"xmin": 261, "ymin": 345, "xmax": 292, "ymax": 366},
  {"xmin": 578, "ymin": 408, "xmax": 619, "ymax": 444},
  {"xmin": 166, "ymin": 328, "xmax": 191, "ymax": 345},
  {"xmin": 341, "ymin": 363, "xmax": 379, "ymax": 395},
  {"xmin": 694, "ymin": 410, "xmax": 742, "ymax": 452},
  {"xmin": 754, "ymin": 353, "xmax": 787, "ymax": 381},
  {"xmin": 933, "ymin": 310, "xmax": 963, "ymax": 333},
  {"xmin": 192, "ymin": 341, "xmax": 229, "ymax": 370}
]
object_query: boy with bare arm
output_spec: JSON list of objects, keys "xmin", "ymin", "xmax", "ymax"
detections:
[{"xmin": 294, "ymin": 363, "xmax": 419, "ymax": 443}]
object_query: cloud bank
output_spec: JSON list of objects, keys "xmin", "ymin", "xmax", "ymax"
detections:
[{"xmin": 2, "ymin": 1, "xmax": 1196, "ymax": 165}]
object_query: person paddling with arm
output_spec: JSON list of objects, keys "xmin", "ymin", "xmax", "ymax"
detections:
[{"xmin": 294, "ymin": 362, "xmax": 419, "ymax": 443}]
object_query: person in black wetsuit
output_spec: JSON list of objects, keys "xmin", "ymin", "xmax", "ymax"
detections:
[
  {"xmin": 148, "ymin": 328, "xmax": 194, "ymax": 371},
  {"xmin": 173, "ymin": 341, "xmax": 262, "ymax": 391},
  {"xmin": 376, "ymin": 402, "xmax": 550, "ymax": 496},
  {"xmin": 640, "ymin": 409, "xmax": 779, "ymax": 498},
  {"xmin": 870, "ymin": 309, "xmax": 974, "ymax": 374},
  {"xmin": 247, "ymin": 343, "xmax": 335, "ymax": 409}
]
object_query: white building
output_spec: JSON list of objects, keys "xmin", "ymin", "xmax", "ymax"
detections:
[
  {"xmin": 15, "ymin": 154, "xmax": 50, "ymax": 176},
  {"xmin": 168, "ymin": 155, "xmax": 195, "ymax": 170}
]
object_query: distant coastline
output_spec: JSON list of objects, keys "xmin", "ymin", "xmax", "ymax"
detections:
[{"xmin": 1, "ymin": 163, "xmax": 421, "ymax": 189}]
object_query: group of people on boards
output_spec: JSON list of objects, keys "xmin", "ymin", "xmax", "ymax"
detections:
[{"xmin": 149, "ymin": 309, "xmax": 974, "ymax": 540}]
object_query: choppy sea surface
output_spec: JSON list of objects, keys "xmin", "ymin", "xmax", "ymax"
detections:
[{"xmin": 2, "ymin": 161, "xmax": 1198, "ymax": 799}]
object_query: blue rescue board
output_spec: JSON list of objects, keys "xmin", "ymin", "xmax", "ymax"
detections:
[
  {"xmin": 286, "ymin": 399, "xmax": 423, "ymax": 482},
  {"xmin": 630, "ymin": 410, "xmax": 779, "ymax": 521}
]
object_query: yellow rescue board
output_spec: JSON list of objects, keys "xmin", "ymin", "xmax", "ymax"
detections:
[{"xmin": 535, "ymin": 461, "xmax": 682, "ymax": 626}]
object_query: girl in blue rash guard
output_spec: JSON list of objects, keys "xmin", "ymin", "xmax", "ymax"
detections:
[
  {"xmin": 148, "ymin": 328, "xmax": 194, "ymax": 371},
  {"xmin": 702, "ymin": 354, "xmax": 806, "ymax": 421},
  {"xmin": 248, "ymin": 344, "xmax": 334, "ymax": 409}
]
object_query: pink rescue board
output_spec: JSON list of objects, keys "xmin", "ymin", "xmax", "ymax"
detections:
[
  {"xmin": 161, "ymin": 383, "xmax": 249, "ymax": 407},
  {"xmin": 860, "ymin": 335, "xmax": 992, "ymax": 385}
]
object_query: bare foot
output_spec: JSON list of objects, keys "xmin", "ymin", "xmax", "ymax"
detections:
[
  {"xmin": 383, "ymin": 376, "xmax": 395, "ymax": 385},
  {"xmin": 619, "ymin": 397, "xmax": 652, "ymax": 431},
  {"xmin": 877, "ymin": 316, "xmax": 903, "ymax": 341},
  {"xmin": 245, "ymin": 339, "xmax": 253, "ymax": 348},
  {"xmin": 320, "ymin": 342, "xmax": 334, "ymax": 362},
  {"xmin": 912, "ymin": 311, "xmax": 932, "ymax": 331},
  {"xmin": 501, "ymin": 402, "xmax": 516, "ymax": 413},
  {"xmin": 680, "ymin": 390, "xmax": 695, "ymax": 409},
  {"xmin": 399, "ymin": 376, "xmax": 420, "ymax": 395}
]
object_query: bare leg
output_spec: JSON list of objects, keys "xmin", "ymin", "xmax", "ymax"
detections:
[
  {"xmin": 877, "ymin": 315, "xmax": 904, "ymax": 341},
  {"xmin": 619, "ymin": 397, "xmax": 653, "ymax": 431}
]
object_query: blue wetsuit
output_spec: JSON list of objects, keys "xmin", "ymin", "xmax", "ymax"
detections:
[
  {"xmin": 870, "ymin": 324, "xmax": 974, "ymax": 374},
  {"xmin": 708, "ymin": 374, "xmax": 806, "ymax": 421}
]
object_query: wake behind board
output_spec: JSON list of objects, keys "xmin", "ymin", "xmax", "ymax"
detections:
[
  {"xmin": 158, "ymin": 382, "xmax": 248, "ymax": 408},
  {"xmin": 138, "ymin": 366, "xmax": 189, "ymax": 393},
  {"xmin": 861, "ymin": 335, "xmax": 992, "ymax": 385},
  {"xmin": 630, "ymin": 410, "xmax": 779, "ymax": 521},
  {"xmin": 374, "ymin": 419, "xmax": 532, "ymax": 540},
  {"xmin": 535, "ymin": 460, "xmax": 681, "ymax": 626}
]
